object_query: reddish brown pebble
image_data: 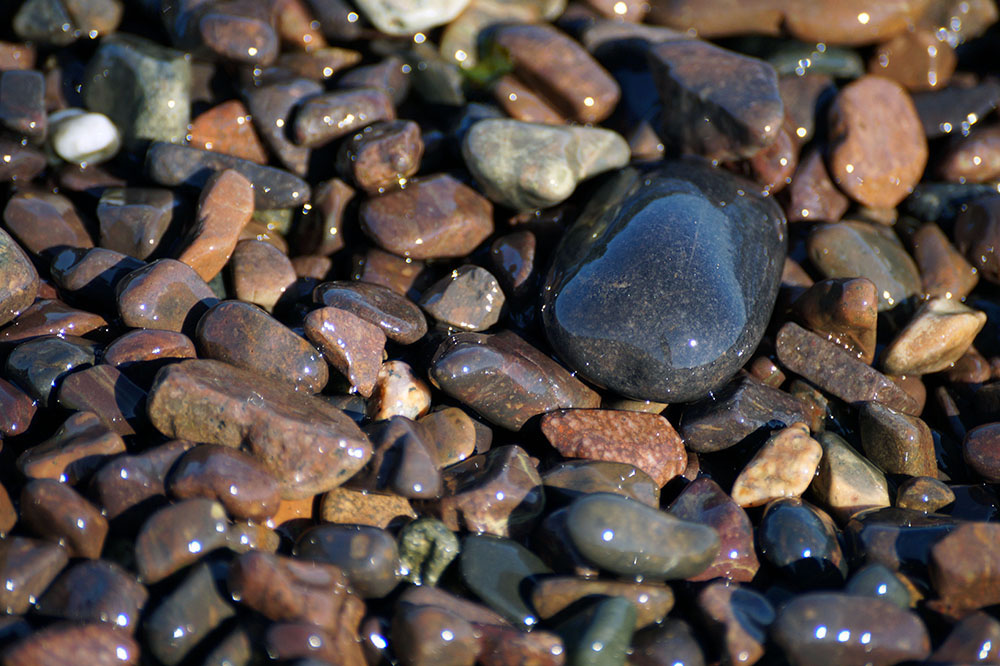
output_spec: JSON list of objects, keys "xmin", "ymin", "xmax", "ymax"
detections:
[
  {"xmin": 827, "ymin": 76, "xmax": 928, "ymax": 208},
  {"xmin": 540, "ymin": 409, "xmax": 685, "ymax": 487},
  {"xmin": 786, "ymin": 147, "xmax": 849, "ymax": 223},
  {"xmin": 792, "ymin": 277, "xmax": 878, "ymax": 363},
  {"xmin": 419, "ymin": 265, "xmax": 505, "ymax": 332},
  {"xmin": 304, "ymin": 306, "xmax": 386, "ymax": 398},
  {"xmin": 938, "ymin": 125, "xmax": 1000, "ymax": 183},
  {"xmin": 964, "ymin": 423, "xmax": 1000, "ymax": 482},
  {"xmin": 337, "ymin": 120, "xmax": 423, "ymax": 194},
  {"xmin": 870, "ymin": 29, "xmax": 956, "ymax": 91},
  {"xmin": 177, "ymin": 169, "xmax": 254, "ymax": 282},
  {"xmin": 20, "ymin": 479, "xmax": 108, "ymax": 559},
  {"xmin": 476, "ymin": 622, "xmax": 565, "ymax": 666},
  {"xmin": 391, "ymin": 602, "xmax": 481, "ymax": 666},
  {"xmin": 3, "ymin": 190, "xmax": 92, "ymax": 257},
  {"xmin": 0, "ymin": 227, "xmax": 38, "ymax": 327},
  {"xmin": 230, "ymin": 239, "xmax": 297, "ymax": 312},
  {"xmin": 319, "ymin": 487, "xmax": 416, "ymax": 528},
  {"xmin": 492, "ymin": 74, "xmax": 566, "ymax": 125},
  {"xmin": 955, "ymin": 194, "xmax": 1000, "ymax": 284},
  {"xmin": 911, "ymin": 222, "xmax": 979, "ymax": 300},
  {"xmin": 91, "ymin": 441, "xmax": 194, "ymax": 520},
  {"xmin": 0, "ymin": 299, "xmax": 107, "ymax": 346},
  {"xmin": 0, "ymin": 377, "xmax": 35, "ymax": 436},
  {"xmin": 294, "ymin": 177, "xmax": 353, "ymax": 256},
  {"xmin": 2, "ymin": 622, "xmax": 139, "ymax": 666},
  {"xmin": 0, "ymin": 537, "xmax": 68, "ymax": 614},
  {"xmin": 103, "ymin": 329, "xmax": 197, "ymax": 370},
  {"xmin": 783, "ymin": 0, "xmax": 920, "ymax": 46},
  {"xmin": 359, "ymin": 173, "xmax": 494, "ymax": 260},
  {"xmin": 930, "ymin": 522, "xmax": 1000, "ymax": 618},
  {"xmin": 169, "ymin": 444, "xmax": 282, "ymax": 521},
  {"xmin": 116, "ymin": 258, "xmax": 219, "ymax": 334},
  {"xmin": 291, "ymin": 255, "xmax": 332, "ymax": 280},
  {"xmin": 314, "ymin": 280, "xmax": 427, "ymax": 344},
  {"xmin": 531, "ymin": 577, "xmax": 673, "ymax": 628},
  {"xmin": 17, "ymin": 411, "xmax": 125, "ymax": 484},
  {"xmin": 293, "ymin": 88, "xmax": 396, "ymax": 148},
  {"xmin": 353, "ymin": 247, "xmax": 425, "ymax": 295},
  {"xmin": 56, "ymin": 365, "xmax": 145, "ymax": 436},
  {"xmin": 188, "ymin": 100, "xmax": 268, "ymax": 165},
  {"xmin": 134, "ymin": 499, "xmax": 229, "ymax": 583}
]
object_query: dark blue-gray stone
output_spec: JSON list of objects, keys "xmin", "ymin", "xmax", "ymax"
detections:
[{"xmin": 540, "ymin": 159, "xmax": 786, "ymax": 403}]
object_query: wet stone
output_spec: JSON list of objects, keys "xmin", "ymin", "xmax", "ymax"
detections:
[
  {"xmin": 264, "ymin": 621, "xmax": 364, "ymax": 665},
  {"xmin": 459, "ymin": 534, "xmax": 551, "ymax": 627},
  {"xmin": 490, "ymin": 231, "xmax": 536, "ymax": 295},
  {"xmin": 566, "ymin": 492, "xmax": 719, "ymax": 579},
  {"xmin": 930, "ymin": 521, "xmax": 1000, "ymax": 617},
  {"xmin": 430, "ymin": 330, "xmax": 599, "ymax": 431},
  {"xmin": 359, "ymin": 173, "xmax": 493, "ymax": 260},
  {"xmin": 0, "ymin": 299, "xmax": 108, "ymax": 347},
  {"xmin": 304, "ymin": 306, "xmax": 385, "ymax": 397},
  {"xmin": 775, "ymin": 322, "xmax": 920, "ymax": 415},
  {"xmin": 3, "ymin": 190, "xmax": 93, "ymax": 257},
  {"xmin": 230, "ymin": 240, "xmax": 296, "ymax": 312},
  {"xmin": 492, "ymin": 74, "xmax": 566, "ymax": 125},
  {"xmin": 938, "ymin": 125, "xmax": 1000, "ymax": 183},
  {"xmin": 5, "ymin": 335, "xmax": 99, "ymax": 407},
  {"xmin": 353, "ymin": 247, "xmax": 426, "ymax": 295},
  {"xmin": 368, "ymin": 359, "xmax": 432, "ymax": 421},
  {"xmin": 227, "ymin": 550, "xmax": 365, "ymax": 635},
  {"xmin": 49, "ymin": 109, "xmax": 121, "ymax": 165},
  {"xmin": 188, "ymin": 99, "xmax": 268, "ymax": 165},
  {"xmin": 430, "ymin": 444, "xmax": 544, "ymax": 539},
  {"xmin": 845, "ymin": 562, "xmax": 912, "ymax": 609},
  {"xmin": 490, "ymin": 23, "xmax": 619, "ymax": 124},
  {"xmin": 165, "ymin": 0, "xmax": 278, "ymax": 65},
  {"xmin": 930, "ymin": 611, "xmax": 1000, "ymax": 664},
  {"xmin": 965, "ymin": 423, "xmax": 1000, "ymax": 482},
  {"xmin": 12, "ymin": 0, "xmax": 75, "ymax": 46},
  {"xmin": 870, "ymin": 29, "xmax": 956, "ymax": 91},
  {"xmin": 82, "ymin": 34, "xmax": 190, "ymax": 146},
  {"xmin": 0, "ymin": 140, "xmax": 45, "ymax": 183},
  {"xmin": 0, "ymin": 227, "xmax": 38, "ymax": 327},
  {"xmin": 168, "ymin": 444, "xmax": 281, "ymax": 522},
  {"xmin": 418, "ymin": 407, "xmax": 478, "ymax": 466},
  {"xmin": 176, "ymin": 169, "xmax": 254, "ymax": 282},
  {"xmin": 339, "ymin": 55, "xmax": 411, "ymax": 105},
  {"xmin": 786, "ymin": 147, "xmax": 849, "ymax": 224},
  {"xmin": 295, "ymin": 524, "xmax": 400, "ymax": 598},
  {"xmin": 398, "ymin": 517, "xmax": 460, "ymax": 586},
  {"xmin": 896, "ymin": 475, "xmax": 955, "ymax": 512},
  {"xmin": 0, "ymin": 378, "xmax": 35, "ymax": 437},
  {"xmin": 116, "ymin": 259, "xmax": 219, "ymax": 335},
  {"xmin": 294, "ymin": 178, "xmax": 352, "ymax": 256},
  {"xmin": 103, "ymin": 328, "xmax": 196, "ymax": 385},
  {"xmin": 0, "ymin": 70, "xmax": 45, "ymax": 140},
  {"xmin": 859, "ymin": 401, "xmax": 938, "ymax": 478},
  {"xmin": 197, "ymin": 300, "xmax": 328, "ymax": 394},
  {"xmin": 337, "ymin": 120, "xmax": 423, "ymax": 194},
  {"xmin": 792, "ymin": 277, "xmax": 877, "ymax": 363},
  {"xmin": 541, "ymin": 161, "xmax": 785, "ymax": 404},
  {"xmin": 419, "ymin": 265, "xmax": 505, "ymax": 331},
  {"xmin": 391, "ymin": 602, "xmax": 480, "ymax": 666},
  {"xmin": 144, "ymin": 562, "xmax": 234, "ymax": 666},
  {"xmin": 319, "ymin": 486, "xmax": 416, "ymax": 529},
  {"xmin": 96, "ymin": 188, "xmax": 174, "ymax": 260},
  {"xmin": 631, "ymin": 619, "xmax": 705, "ymax": 666},
  {"xmin": 134, "ymin": 499, "xmax": 229, "ymax": 583},
  {"xmin": 18, "ymin": 411, "xmax": 125, "ymax": 484},
  {"xmin": 92, "ymin": 441, "xmax": 193, "ymax": 520},
  {"xmin": 21, "ymin": 479, "xmax": 108, "ymax": 559},
  {"xmin": 911, "ymin": 221, "xmax": 979, "ymax": 300},
  {"xmin": 678, "ymin": 373, "xmax": 810, "ymax": 453},
  {"xmin": 772, "ymin": 593, "xmax": 930, "ymax": 666},
  {"xmin": 668, "ymin": 477, "xmax": 759, "ymax": 582},
  {"xmin": 913, "ymin": 80, "xmax": 1000, "ymax": 139},
  {"xmin": 56, "ymin": 364, "xmax": 146, "ymax": 436},
  {"xmin": 811, "ymin": 430, "xmax": 890, "ymax": 521},
  {"xmin": 462, "ymin": 119, "xmax": 629, "ymax": 211},
  {"xmin": 955, "ymin": 194, "xmax": 1000, "ymax": 284},
  {"xmin": 554, "ymin": 596, "xmax": 636, "ymax": 666},
  {"xmin": 146, "ymin": 142, "xmax": 311, "ymax": 210},
  {"xmin": 293, "ymin": 88, "xmax": 395, "ymax": 148},
  {"xmin": 845, "ymin": 507, "xmax": 958, "ymax": 573},
  {"xmin": 361, "ymin": 416, "xmax": 442, "ymax": 500},
  {"xmin": 0, "ymin": 536, "xmax": 68, "ymax": 614},
  {"xmin": 696, "ymin": 582, "xmax": 773, "ymax": 666},
  {"xmin": 531, "ymin": 577, "xmax": 673, "ymax": 628},
  {"xmin": 246, "ymin": 79, "xmax": 321, "ymax": 176},
  {"xmin": 541, "ymin": 409, "xmax": 684, "ymax": 487},
  {"xmin": 543, "ymin": 460, "xmax": 659, "ymax": 508},
  {"xmin": 2, "ymin": 622, "xmax": 140, "ymax": 666},
  {"xmin": 475, "ymin": 622, "xmax": 565, "ymax": 666},
  {"xmin": 731, "ymin": 423, "xmax": 822, "ymax": 508},
  {"xmin": 649, "ymin": 40, "xmax": 782, "ymax": 161},
  {"xmin": 49, "ymin": 248, "xmax": 143, "ymax": 314},
  {"xmin": 36, "ymin": 560, "xmax": 146, "ymax": 632},
  {"xmin": 882, "ymin": 297, "xmax": 987, "ymax": 375},
  {"xmin": 314, "ymin": 280, "xmax": 427, "ymax": 344},
  {"xmin": 758, "ymin": 498, "xmax": 847, "ymax": 587}
]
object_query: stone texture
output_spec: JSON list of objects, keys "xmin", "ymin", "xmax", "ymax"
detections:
[
  {"xmin": 543, "ymin": 460, "xmax": 659, "ymax": 508},
  {"xmin": 792, "ymin": 277, "xmax": 878, "ymax": 363},
  {"xmin": 782, "ymin": 1, "xmax": 927, "ymax": 46},
  {"xmin": 116, "ymin": 259, "xmax": 219, "ymax": 335},
  {"xmin": 859, "ymin": 401, "xmax": 937, "ymax": 478},
  {"xmin": 0, "ymin": 227, "xmax": 38, "ymax": 327},
  {"xmin": 168, "ymin": 444, "xmax": 281, "ymax": 521},
  {"xmin": 419, "ymin": 265, "xmax": 505, "ymax": 331},
  {"xmin": 295, "ymin": 524, "xmax": 401, "ymax": 598},
  {"xmin": 938, "ymin": 125, "xmax": 1000, "ymax": 183},
  {"xmin": 18, "ymin": 410, "xmax": 125, "ymax": 483},
  {"xmin": 758, "ymin": 498, "xmax": 847, "ymax": 586},
  {"xmin": 337, "ymin": 120, "xmax": 423, "ymax": 194},
  {"xmin": 367, "ymin": 360, "xmax": 432, "ymax": 421},
  {"xmin": 459, "ymin": 534, "xmax": 551, "ymax": 627},
  {"xmin": 955, "ymin": 194, "xmax": 1000, "ymax": 284},
  {"xmin": 911, "ymin": 221, "xmax": 979, "ymax": 300},
  {"xmin": 5, "ymin": 335, "xmax": 99, "ymax": 407},
  {"xmin": 35, "ymin": 560, "xmax": 147, "ymax": 633},
  {"xmin": 246, "ymin": 79, "xmax": 320, "ymax": 176},
  {"xmin": 230, "ymin": 239, "xmax": 297, "ymax": 312},
  {"xmin": 176, "ymin": 169, "xmax": 254, "ymax": 282},
  {"xmin": 143, "ymin": 563, "xmax": 233, "ymax": 665},
  {"xmin": 531, "ymin": 577, "xmax": 672, "ymax": 629},
  {"xmin": 965, "ymin": 423, "xmax": 1000, "ymax": 482},
  {"xmin": 188, "ymin": 99, "xmax": 268, "ymax": 164},
  {"xmin": 134, "ymin": 499, "xmax": 229, "ymax": 583},
  {"xmin": 20, "ymin": 479, "xmax": 107, "ymax": 559},
  {"xmin": 56, "ymin": 364, "xmax": 145, "ymax": 436},
  {"xmin": 304, "ymin": 306, "xmax": 386, "ymax": 397},
  {"xmin": 0, "ymin": 378, "xmax": 35, "ymax": 437},
  {"xmin": 3, "ymin": 190, "xmax": 93, "ymax": 257},
  {"xmin": 0, "ymin": 70, "xmax": 45, "ymax": 139},
  {"xmin": 146, "ymin": 359, "xmax": 371, "ymax": 498},
  {"xmin": 391, "ymin": 603, "xmax": 480, "ymax": 666},
  {"xmin": 896, "ymin": 475, "xmax": 955, "ymax": 512},
  {"xmin": 811, "ymin": 430, "xmax": 890, "ymax": 521},
  {"xmin": 930, "ymin": 522, "xmax": 1000, "ymax": 617},
  {"xmin": 0, "ymin": 299, "xmax": 108, "ymax": 347},
  {"xmin": 96, "ymin": 188, "xmax": 174, "ymax": 260},
  {"xmin": 92, "ymin": 441, "xmax": 193, "ymax": 520},
  {"xmin": 870, "ymin": 29, "xmax": 956, "ymax": 91},
  {"xmin": 49, "ymin": 248, "xmax": 143, "ymax": 314},
  {"xmin": 2, "ymin": 622, "xmax": 140, "ymax": 666},
  {"xmin": 730, "ymin": 423, "xmax": 822, "ymax": 507},
  {"xmin": 0, "ymin": 536, "xmax": 68, "ymax": 614},
  {"xmin": 353, "ymin": 0, "xmax": 471, "ymax": 35},
  {"xmin": 881, "ymin": 297, "xmax": 987, "ymax": 375},
  {"xmin": 786, "ymin": 146, "xmax": 850, "ymax": 223},
  {"xmin": 292, "ymin": 88, "xmax": 395, "ymax": 148},
  {"xmin": 696, "ymin": 582, "xmax": 773, "ymax": 666}
]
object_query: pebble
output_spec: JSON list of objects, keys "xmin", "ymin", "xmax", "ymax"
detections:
[
  {"xmin": 0, "ymin": 70, "xmax": 45, "ymax": 140},
  {"xmin": 870, "ymin": 29, "xmax": 956, "ymax": 91},
  {"xmin": 229, "ymin": 239, "xmax": 297, "ymax": 312},
  {"xmin": 0, "ymin": 299, "xmax": 108, "ymax": 347},
  {"xmin": 3, "ymin": 190, "xmax": 93, "ymax": 257},
  {"xmin": 167, "ymin": 444, "xmax": 281, "ymax": 521},
  {"xmin": 304, "ymin": 306, "xmax": 386, "ymax": 397},
  {"xmin": 462, "ymin": 119, "xmax": 629, "ymax": 211},
  {"xmin": 811, "ymin": 430, "xmax": 890, "ymax": 521},
  {"xmin": 176, "ymin": 169, "xmax": 254, "ymax": 282},
  {"xmin": 49, "ymin": 110, "xmax": 120, "ymax": 165},
  {"xmin": 772, "ymin": 593, "xmax": 930, "ymax": 665},
  {"xmin": 246, "ymin": 79, "xmax": 320, "ymax": 177},
  {"xmin": 391, "ymin": 602, "xmax": 480, "ymax": 666},
  {"xmin": 554, "ymin": 596, "xmax": 636, "ymax": 666},
  {"xmin": 361, "ymin": 415, "xmax": 442, "ymax": 499},
  {"xmin": 881, "ymin": 297, "xmax": 987, "ymax": 375},
  {"xmin": 631, "ymin": 619, "xmax": 704, "ymax": 666},
  {"xmin": 930, "ymin": 521, "xmax": 1000, "ymax": 617},
  {"xmin": 319, "ymin": 487, "xmax": 416, "ymax": 528},
  {"xmin": 845, "ymin": 562, "xmax": 912, "ymax": 609},
  {"xmin": 827, "ymin": 76, "xmax": 927, "ymax": 208},
  {"xmin": 314, "ymin": 280, "xmax": 427, "ymax": 344},
  {"xmin": 359, "ymin": 174, "xmax": 493, "ymax": 259},
  {"xmin": 543, "ymin": 460, "xmax": 659, "ymax": 508},
  {"xmin": 49, "ymin": 248, "xmax": 143, "ymax": 314},
  {"xmin": 57, "ymin": 364, "xmax": 146, "ymax": 436},
  {"xmin": 35, "ymin": 559, "xmax": 146, "ymax": 632},
  {"xmin": 476, "ymin": 622, "xmax": 565, "ymax": 666},
  {"xmin": 353, "ymin": 0, "xmax": 471, "ymax": 35},
  {"xmin": 532, "ymin": 577, "xmax": 672, "ymax": 628},
  {"xmin": 0, "ymin": 378, "xmax": 36, "ymax": 437},
  {"xmin": 103, "ymin": 328, "xmax": 197, "ymax": 384},
  {"xmin": 955, "ymin": 194, "xmax": 1000, "ymax": 284},
  {"xmin": 337, "ymin": 120, "xmax": 423, "ymax": 194},
  {"xmin": 2, "ymin": 622, "xmax": 140, "ymax": 666},
  {"xmin": 911, "ymin": 221, "xmax": 979, "ymax": 300},
  {"xmin": 134, "ymin": 498, "xmax": 228, "ymax": 583},
  {"xmin": 696, "ymin": 582, "xmax": 773, "ymax": 666},
  {"xmin": 786, "ymin": 146, "xmax": 849, "ymax": 223},
  {"xmin": 196, "ymin": 300, "xmax": 328, "ymax": 393},
  {"xmin": 0, "ymin": 536, "xmax": 69, "ymax": 614},
  {"xmin": 782, "ymin": 1, "xmax": 925, "ymax": 46},
  {"xmin": 295, "ymin": 524, "xmax": 401, "ymax": 598},
  {"xmin": 294, "ymin": 178, "xmax": 351, "ymax": 256},
  {"xmin": 459, "ymin": 534, "xmax": 551, "ymax": 627},
  {"xmin": 418, "ymin": 407, "xmax": 479, "ymax": 466},
  {"xmin": 429, "ymin": 331, "xmax": 600, "ymax": 431},
  {"xmin": 649, "ymin": 40, "xmax": 782, "ymax": 161},
  {"xmin": 5, "ymin": 335, "xmax": 98, "ymax": 407},
  {"xmin": 116, "ymin": 258, "xmax": 219, "ymax": 335},
  {"xmin": 92, "ymin": 440, "xmax": 193, "ymax": 520},
  {"xmin": 938, "ymin": 124, "xmax": 1000, "ymax": 183},
  {"xmin": 792, "ymin": 277, "xmax": 878, "ymax": 363},
  {"xmin": 757, "ymin": 498, "xmax": 847, "ymax": 586},
  {"xmin": 397, "ymin": 517, "xmax": 459, "ymax": 586},
  {"xmin": 146, "ymin": 359, "xmax": 371, "ymax": 498},
  {"xmin": 187, "ymin": 99, "xmax": 268, "ymax": 165},
  {"xmin": 931, "ymin": 611, "xmax": 1000, "ymax": 664},
  {"xmin": 20, "ymin": 479, "xmax": 108, "ymax": 559},
  {"xmin": 731, "ymin": 423, "xmax": 822, "ymax": 508},
  {"xmin": 368, "ymin": 359, "xmax": 432, "ymax": 420},
  {"xmin": 18, "ymin": 410, "xmax": 124, "ymax": 483},
  {"xmin": 292, "ymin": 88, "xmax": 396, "ymax": 148},
  {"xmin": 896, "ymin": 475, "xmax": 955, "ymax": 512},
  {"xmin": 0, "ymin": 227, "xmax": 38, "ymax": 327},
  {"xmin": 96, "ymin": 187, "xmax": 174, "ymax": 260},
  {"xmin": 566, "ymin": 492, "xmax": 719, "ymax": 579},
  {"xmin": 419, "ymin": 265, "xmax": 505, "ymax": 331},
  {"xmin": 859, "ymin": 401, "xmax": 938, "ymax": 478},
  {"xmin": 542, "ymin": 162, "xmax": 785, "ymax": 403},
  {"xmin": 540, "ymin": 409, "xmax": 685, "ymax": 487}
]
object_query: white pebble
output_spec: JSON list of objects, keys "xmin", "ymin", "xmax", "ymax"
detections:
[{"xmin": 49, "ymin": 110, "xmax": 121, "ymax": 165}]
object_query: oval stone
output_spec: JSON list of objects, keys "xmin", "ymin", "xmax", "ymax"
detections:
[{"xmin": 541, "ymin": 160, "xmax": 786, "ymax": 403}]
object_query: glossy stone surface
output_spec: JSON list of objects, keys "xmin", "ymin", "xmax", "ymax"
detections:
[
  {"xmin": 459, "ymin": 534, "xmax": 551, "ymax": 627},
  {"xmin": 295, "ymin": 524, "xmax": 401, "ymax": 598},
  {"xmin": 792, "ymin": 277, "xmax": 878, "ymax": 363},
  {"xmin": 811, "ymin": 431, "xmax": 890, "ymax": 521},
  {"xmin": 304, "ymin": 306, "xmax": 385, "ymax": 397},
  {"xmin": 0, "ymin": 227, "xmax": 39, "ymax": 327},
  {"xmin": 168, "ymin": 444, "xmax": 281, "ymax": 521},
  {"xmin": 696, "ymin": 582, "xmax": 773, "ymax": 666},
  {"xmin": 176, "ymin": 169, "xmax": 254, "ymax": 282},
  {"xmin": 731, "ymin": 423, "xmax": 822, "ymax": 508},
  {"xmin": 35, "ymin": 559, "xmax": 147, "ymax": 632},
  {"xmin": 20, "ymin": 479, "xmax": 108, "ymax": 559},
  {"xmin": 930, "ymin": 522, "xmax": 1000, "ymax": 617},
  {"xmin": 541, "ymin": 160, "xmax": 786, "ymax": 403},
  {"xmin": 2, "ymin": 622, "xmax": 140, "ymax": 666},
  {"xmin": 133, "ymin": 499, "xmax": 229, "ymax": 583},
  {"xmin": 757, "ymin": 498, "xmax": 847, "ymax": 587},
  {"xmin": 96, "ymin": 188, "xmax": 174, "ymax": 260},
  {"xmin": 859, "ymin": 401, "xmax": 937, "ymax": 478},
  {"xmin": 57, "ymin": 364, "xmax": 146, "ymax": 436},
  {"xmin": 116, "ymin": 259, "xmax": 219, "ymax": 335},
  {"xmin": 18, "ymin": 411, "xmax": 124, "ymax": 483},
  {"xmin": 92, "ymin": 441, "xmax": 193, "ymax": 520},
  {"xmin": 5, "ymin": 335, "xmax": 99, "ymax": 407},
  {"xmin": 881, "ymin": 297, "xmax": 987, "ymax": 375},
  {"xmin": 314, "ymin": 280, "xmax": 426, "ymax": 344},
  {"xmin": 0, "ymin": 536, "xmax": 69, "ymax": 614}
]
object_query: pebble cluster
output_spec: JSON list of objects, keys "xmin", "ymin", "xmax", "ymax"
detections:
[{"xmin": 0, "ymin": 0, "xmax": 999, "ymax": 665}]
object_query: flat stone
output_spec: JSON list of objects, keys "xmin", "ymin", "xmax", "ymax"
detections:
[
  {"xmin": 304, "ymin": 306, "xmax": 386, "ymax": 397},
  {"xmin": 792, "ymin": 277, "xmax": 878, "ymax": 363},
  {"xmin": 356, "ymin": 416, "xmax": 438, "ymax": 499},
  {"xmin": 314, "ymin": 280, "xmax": 427, "ymax": 344},
  {"xmin": 294, "ymin": 524, "xmax": 401, "ymax": 598},
  {"xmin": 566, "ymin": 492, "xmax": 719, "ymax": 579},
  {"xmin": 532, "ymin": 577, "xmax": 673, "ymax": 629},
  {"xmin": 148, "ymin": 359, "xmax": 370, "ymax": 498},
  {"xmin": 168, "ymin": 444, "xmax": 281, "ymax": 521},
  {"xmin": 772, "ymin": 593, "xmax": 929, "ymax": 666},
  {"xmin": 246, "ymin": 79, "xmax": 321, "ymax": 176},
  {"xmin": 146, "ymin": 142, "xmax": 311, "ymax": 209},
  {"xmin": 116, "ymin": 258, "xmax": 219, "ymax": 335},
  {"xmin": 731, "ymin": 422, "xmax": 822, "ymax": 507},
  {"xmin": 164, "ymin": 0, "xmax": 278, "ymax": 65},
  {"xmin": 359, "ymin": 173, "xmax": 493, "ymax": 259},
  {"xmin": 17, "ymin": 411, "xmax": 125, "ymax": 484},
  {"xmin": 827, "ymin": 75, "xmax": 927, "ymax": 208},
  {"xmin": 911, "ymin": 221, "xmax": 979, "ymax": 301},
  {"xmin": 811, "ymin": 430, "xmax": 890, "ymax": 521},
  {"xmin": 353, "ymin": 247, "xmax": 426, "ymax": 295},
  {"xmin": 896, "ymin": 475, "xmax": 955, "ymax": 512},
  {"xmin": 541, "ymin": 161, "xmax": 786, "ymax": 404},
  {"xmin": 543, "ymin": 460, "xmax": 659, "ymax": 508},
  {"xmin": 337, "ymin": 120, "xmax": 423, "ymax": 194},
  {"xmin": 955, "ymin": 194, "xmax": 1000, "ymax": 284},
  {"xmin": 462, "ymin": 119, "xmax": 628, "ymax": 211},
  {"xmin": 35, "ymin": 560, "xmax": 147, "ymax": 633},
  {"xmin": 930, "ymin": 521, "xmax": 1000, "ymax": 617},
  {"xmin": 49, "ymin": 110, "xmax": 121, "ymax": 165},
  {"xmin": 859, "ymin": 401, "xmax": 938, "ymax": 477},
  {"xmin": 56, "ymin": 364, "xmax": 146, "ymax": 436},
  {"xmin": 21, "ymin": 479, "xmax": 108, "ymax": 559},
  {"xmin": 82, "ymin": 34, "xmax": 190, "ymax": 146},
  {"xmin": 881, "ymin": 297, "xmax": 987, "ymax": 375},
  {"xmin": 757, "ymin": 498, "xmax": 847, "ymax": 586},
  {"xmin": 775, "ymin": 322, "xmax": 920, "ymax": 415},
  {"xmin": 92, "ymin": 441, "xmax": 194, "ymax": 520},
  {"xmin": 103, "ymin": 328, "xmax": 197, "ymax": 385},
  {"xmin": 176, "ymin": 169, "xmax": 254, "ymax": 282},
  {"xmin": 49, "ymin": 248, "xmax": 144, "ymax": 314},
  {"xmin": 188, "ymin": 99, "xmax": 268, "ymax": 165},
  {"xmin": 490, "ymin": 23, "xmax": 619, "ymax": 124},
  {"xmin": 649, "ymin": 39, "xmax": 782, "ymax": 161},
  {"xmin": 459, "ymin": 534, "xmax": 551, "ymax": 627},
  {"xmin": 0, "ymin": 536, "xmax": 68, "ymax": 614},
  {"xmin": 490, "ymin": 231, "xmax": 536, "ymax": 295},
  {"xmin": 96, "ymin": 188, "xmax": 174, "ymax": 260},
  {"xmin": 229, "ymin": 239, "xmax": 296, "ymax": 312},
  {"xmin": 0, "ymin": 299, "xmax": 108, "ymax": 347},
  {"xmin": 3, "ymin": 190, "xmax": 93, "ymax": 257},
  {"xmin": 196, "ymin": 300, "xmax": 328, "ymax": 394},
  {"xmin": 429, "ymin": 330, "xmax": 600, "ymax": 431},
  {"xmin": 0, "ymin": 227, "xmax": 38, "ymax": 327},
  {"xmin": 4, "ymin": 335, "xmax": 99, "ymax": 407},
  {"xmin": 134, "ymin": 499, "xmax": 229, "ymax": 583},
  {"xmin": 678, "ymin": 373, "xmax": 810, "ymax": 453},
  {"xmin": 540, "ymin": 409, "xmax": 685, "ymax": 487},
  {"xmin": 668, "ymin": 477, "xmax": 759, "ymax": 582},
  {"xmin": 292, "ymin": 88, "xmax": 395, "ymax": 148},
  {"xmin": 419, "ymin": 265, "xmax": 505, "ymax": 331},
  {"xmin": 939, "ymin": 124, "xmax": 1000, "ymax": 183},
  {"xmin": 870, "ymin": 28, "xmax": 956, "ymax": 91},
  {"xmin": 339, "ymin": 55, "xmax": 411, "ymax": 103},
  {"xmin": 367, "ymin": 359, "xmax": 432, "ymax": 421},
  {"xmin": 2, "ymin": 622, "xmax": 140, "ymax": 666}
]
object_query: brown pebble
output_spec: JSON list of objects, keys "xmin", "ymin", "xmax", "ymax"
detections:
[
  {"xmin": 188, "ymin": 99, "xmax": 268, "ymax": 165},
  {"xmin": 419, "ymin": 265, "xmax": 505, "ymax": 332},
  {"xmin": 0, "ymin": 378, "xmax": 35, "ymax": 437},
  {"xmin": 963, "ymin": 422, "xmax": 1000, "ymax": 483},
  {"xmin": 304, "ymin": 306, "xmax": 386, "ymax": 398},
  {"xmin": 859, "ymin": 401, "xmax": 938, "ymax": 478},
  {"xmin": 17, "ymin": 411, "xmax": 125, "ymax": 484},
  {"xmin": 294, "ymin": 177, "xmax": 352, "ymax": 256},
  {"xmin": 134, "ymin": 499, "xmax": 229, "ymax": 583},
  {"xmin": 176, "ymin": 169, "xmax": 254, "ymax": 282},
  {"xmin": 368, "ymin": 360, "xmax": 432, "ymax": 421},
  {"xmin": 352, "ymin": 247, "xmax": 426, "ymax": 295},
  {"xmin": 20, "ymin": 479, "xmax": 108, "ymax": 559},
  {"xmin": 91, "ymin": 441, "xmax": 194, "ymax": 520},
  {"xmin": 0, "ymin": 227, "xmax": 38, "ymax": 327},
  {"xmin": 786, "ymin": 147, "xmax": 849, "ymax": 223},
  {"xmin": 293, "ymin": 87, "xmax": 395, "ymax": 148},
  {"xmin": 930, "ymin": 522, "xmax": 1000, "ymax": 618},
  {"xmin": 954, "ymin": 194, "xmax": 1000, "ymax": 284},
  {"xmin": 116, "ymin": 258, "xmax": 219, "ymax": 335},
  {"xmin": 319, "ymin": 487, "xmax": 416, "ymax": 528},
  {"xmin": 168, "ymin": 444, "xmax": 282, "ymax": 521},
  {"xmin": 911, "ymin": 222, "xmax": 979, "ymax": 300},
  {"xmin": 492, "ymin": 74, "xmax": 566, "ymax": 125},
  {"xmin": 2, "ymin": 622, "xmax": 139, "ymax": 666},
  {"xmin": 896, "ymin": 476, "xmax": 955, "ymax": 512},
  {"xmin": 870, "ymin": 29, "xmax": 956, "ymax": 91},
  {"xmin": 230, "ymin": 239, "xmax": 297, "ymax": 312},
  {"xmin": 56, "ymin": 364, "xmax": 145, "ymax": 437},
  {"xmin": 881, "ymin": 297, "xmax": 987, "ymax": 375},
  {"xmin": 0, "ymin": 299, "xmax": 107, "ymax": 347},
  {"xmin": 731, "ymin": 423, "xmax": 822, "ymax": 508},
  {"xmin": 532, "ymin": 577, "xmax": 673, "ymax": 628},
  {"xmin": 3, "ymin": 190, "xmax": 93, "ymax": 257},
  {"xmin": 0, "ymin": 537, "xmax": 68, "ymax": 614},
  {"xmin": 337, "ymin": 120, "xmax": 423, "ymax": 194},
  {"xmin": 792, "ymin": 277, "xmax": 878, "ymax": 363},
  {"xmin": 783, "ymin": 1, "xmax": 922, "ymax": 46},
  {"xmin": 314, "ymin": 280, "xmax": 427, "ymax": 344}
]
